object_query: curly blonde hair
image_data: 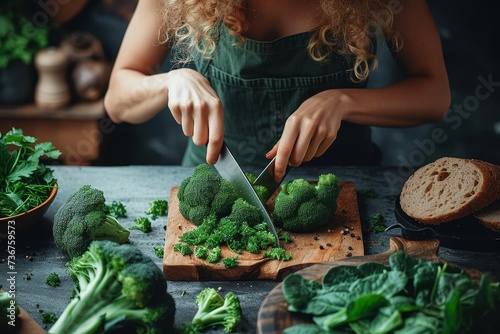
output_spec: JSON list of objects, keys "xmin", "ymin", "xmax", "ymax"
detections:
[{"xmin": 158, "ymin": 0, "xmax": 402, "ymax": 82}]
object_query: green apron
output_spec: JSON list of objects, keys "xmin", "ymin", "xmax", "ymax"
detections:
[{"xmin": 182, "ymin": 24, "xmax": 381, "ymax": 168}]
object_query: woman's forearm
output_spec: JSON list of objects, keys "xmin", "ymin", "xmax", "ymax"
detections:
[
  {"xmin": 339, "ymin": 74, "xmax": 451, "ymax": 127},
  {"xmin": 104, "ymin": 69, "xmax": 169, "ymax": 124}
]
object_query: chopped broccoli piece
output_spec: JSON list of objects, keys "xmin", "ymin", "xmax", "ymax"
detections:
[
  {"xmin": 146, "ymin": 200, "xmax": 168, "ymax": 220},
  {"xmin": 194, "ymin": 245, "xmax": 209, "ymax": 259},
  {"xmin": 279, "ymin": 231, "xmax": 292, "ymax": 244},
  {"xmin": 46, "ymin": 272, "xmax": 61, "ymax": 287},
  {"xmin": 179, "ymin": 214, "xmax": 219, "ymax": 246},
  {"xmin": 52, "ymin": 185, "xmax": 130, "ymax": 258},
  {"xmin": 47, "ymin": 240, "xmax": 176, "ymax": 334},
  {"xmin": 273, "ymin": 173, "xmax": 340, "ymax": 232},
  {"xmin": 104, "ymin": 200, "xmax": 127, "ymax": 218},
  {"xmin": 174, "ymin": 243, "xmax": 193, "ymax": 256},
  {"xmin": 1, "ymin": 291, "xmax": 19, "ymax": 334},
  {"xmin": 131, "ymin": 217, "xmax": 152, "ymax": 233},
  {"xmin": 177, "ymin": 164, "xmax": 239, "ymax": 225},
  {"xmin": 223, "ymin": 256, "xmax": 238, "ymax": 269},
  {"xmin": 41, "ymin": 311, "xmax": 57, "ymax": 324},
  {"xmin": 263, "ymin": 247, "xmax": 292, "ymax": 261},
  {"xmin": 206, "ymin": 246, "xmax": 221, "ymax": 263},
  {"xmin": 180, "ymin": 288, "xmax": 241, "ymax": 333},
  {"xmin": 245, "ymin": 172, "xmax": 270, "ymax": 202},
  {"xmin": 153, "ymin": 247, "xmax": 164, "ymax": 258}
]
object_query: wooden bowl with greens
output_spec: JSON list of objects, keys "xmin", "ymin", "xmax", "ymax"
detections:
[{"xmin": 0, "ymin": 128, "xmax": 61, "ymax": 234}]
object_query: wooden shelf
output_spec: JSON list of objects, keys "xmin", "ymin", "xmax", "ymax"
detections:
[{"xmin": 0, "ymin": 99, "xmax": 107, "ymax": 165}]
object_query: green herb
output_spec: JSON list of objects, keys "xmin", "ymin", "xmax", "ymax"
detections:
[
  {"xmin": 0, "ymin": 128, "xmax": 61, "ymax": 217},
  {"xmin": 370, "ymin": 213, "xmax": 386, "ymax": 233},
  {"xmin": 45, "ymin": 272, "xmax": 60, "ymax": 287},
  {"xmin": 40, "ymin": 311, "xmax": 57, "ymax": 324},
  {"xmin": 153, "ymin": 246, "xmax": 164, "ymax": 258},
  {"xmin": 145, "ymin": 199, "xmax": 168, "ymax": 220},
  {"xmin": 104, "ymin": 200, "xmax": 127, "ymax": 218},
  {"xmin": 282, "ymin": 251, "xmax": 500, "ymax": 333}
]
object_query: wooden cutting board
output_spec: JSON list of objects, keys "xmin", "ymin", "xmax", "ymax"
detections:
[
  {"xmin": 163, "ymin": 181, "xmax": 364, "ymax": 281},
  {"xmin": 256, "ymin": 237, "xmax": 485, "ymax": 334}
]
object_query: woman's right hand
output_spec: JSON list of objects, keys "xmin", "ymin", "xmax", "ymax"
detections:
[{"xmin": 166, "ymin": 68, "xmax": 224, "ymax": 164}]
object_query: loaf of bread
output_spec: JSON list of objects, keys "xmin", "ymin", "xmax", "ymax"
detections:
[
  {"xmin": 400, "ymin": 157, "xmax": 500, "ymax": 225},
  {"xmin": 474, "ymin": 200, "xmax": 500, "ymax": 232}
]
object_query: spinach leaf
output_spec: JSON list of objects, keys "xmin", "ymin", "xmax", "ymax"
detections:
[{"xmin": 282, "ymin": 274, "xmax": 321, "ymax": 310}]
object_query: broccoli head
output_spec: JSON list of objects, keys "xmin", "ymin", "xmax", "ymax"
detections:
[
  {"xmin": 177, "ymin": 164, "xmax": 238, "ymax": 225},
  {"xmin": 273, "ymin": 173, "xmax": 340, "ymax": 232},
  {"xmin": 48, "ymin": 240, "xmax": 176, "ymax": 334},
  {"xmin": 53, "ymin": 185, "xmax": 130, "ymax": 259},
  {"xmin": 131, "ymin": 217, "xmax": 152, "ymax": 233},
  {"xmin": 180, "ymin": 288, "xmax": 241, "ymax": 333}
]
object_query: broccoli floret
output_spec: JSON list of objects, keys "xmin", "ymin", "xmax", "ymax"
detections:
[
  {"xmin": 41, "ymin": 311, "xmax": 57, "ymax": 324},
  {"xmin": 146, "ymin": 200, "xmax": 168, "ymax": 220},
  {"xmin": 262, "ymin": 247, "xmax": 292, "ymax": 261},
  {"xmin": 179, "ymin": 214, "xmax": 219, "ymax": 246},
  {"xmin": 1, "ymin": 291, "xmax": 19, "ymax": 334},
  {"xmin": 206, "ymin": 246, "xmax": 221, "ymax": 263},
  {"xmin": 279, "ymin": 231, "xmax": 292, "ymax": 244},
  {"xmin": 46, "ymin": 272, "xmax": 61, "ymax": 287},
  {"xmin": 194, "ymin": 245, "xmax": 209, "ymax": 259},
  {"xmin": 223, "ymin": 256, "xmax": 238, "ymax": 269},
  {"xmin": 153, "ymin": 246, "xmax": 164, "ymax": 258},
  {"xmin": 273, "ymin": 173, "xmax": 340, "ymax": 232},
  {"xmin": 174, "ymin": 243, "xmax": 193, "ymax": 256},
  {"xmin": 224, "ymin": 198, "xmax": 262, "ymax": 227},
  {"xmin": 177, "ymin": 164, "xmax": 239, "ymax": 225},
  {"xmin": 245, "ymin": 172, "xmax": 270, "ymax": 202},
  {"xmin": 104, "ymin": 200, "xmax": 127, "ymax": 218},
  {"xmin": 52, "ymin": 185, "xmax": 130, "ymax": 259},
  {"xmin": 180, "ymin": 288, "xmax": 241, "ymax": 333},
  {"xmin": 131, "ymin": 217, "xmax": 152, "ymax": 233},
  {"xmin": 47, "ymin": 240, "xmax": 176, "ymax": 334}
]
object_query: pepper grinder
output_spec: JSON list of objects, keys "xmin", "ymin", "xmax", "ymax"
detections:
[{"xmin": 34, "ymin": 47, "xmax": 71, "ymax": 111}]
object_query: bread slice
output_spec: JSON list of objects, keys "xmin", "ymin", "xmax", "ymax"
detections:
[
  {"xmin": 474, "ymin": 199, "xmax": 500, "ymax": 232},
  {"xmin": 400, "ymin": 157, "xmax": 500, "ymax": 225}
]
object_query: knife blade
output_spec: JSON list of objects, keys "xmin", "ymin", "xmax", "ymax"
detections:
[
  {"xmin": 252, "ymin": 157, "xmax": 289, "ymax": 202},
  {"xmin": 213, "ymin": 142, "xmax": 280, "ymax": 247}
]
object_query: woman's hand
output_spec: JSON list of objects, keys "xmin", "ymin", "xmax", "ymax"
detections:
[
  {"xmin": 166, "ymin": 68, "xmax": 224, "ymax": 164},
  {"xmin": 267, "ymin": 90, "xmax": 345, "ymax": 181}
]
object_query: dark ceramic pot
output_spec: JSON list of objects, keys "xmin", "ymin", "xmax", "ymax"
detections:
[{"xmin": 0, "ymin": 60, "xmax": 37, "ymax": 106}]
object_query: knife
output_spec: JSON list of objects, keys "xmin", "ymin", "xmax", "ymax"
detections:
[
  {"xmin": 252, "ymin": 157, "xmax": 290, "ymax": 202},
  {"xmin": 213, "ymin": 142, "xmax": 280, "ymax": 247}
]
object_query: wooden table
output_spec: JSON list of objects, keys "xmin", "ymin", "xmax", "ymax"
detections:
[
  {"xmin": 0, "ymin": 100, "xmax": 107, "ymax": 165},
  {"xmin": 2, "ymin": 165, "xmax": 499, "ymax": 333}
]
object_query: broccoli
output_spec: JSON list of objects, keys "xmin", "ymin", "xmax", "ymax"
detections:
[
  {"xmin": 194, "ymin": 245, "xmax": 209, "ymax": 259},
  {"xmin": 46, "ymin": 272, "xmax": 61, "ymax": 287},
  {"xmin": 180, "ymin": 288, "xmax": 241, "ymax": 333},
  {"xmin": 206, "ymin": 246, "xmax": 222, "ymax": 263},
  {"xmin": 47, "ymin": 240, "xmax": 176, "ymax": 334},
  {"xmin": 245, "ymin": 172, "xmax": 270, "ymax": 202},
  {"xmin": 131, "ymin": 217, "xmax": 152, "ymax": 233},
  {"xmin": 262, "ymin": 247, "xmax": 292, "ymax": 261},
  {"xmin": 41, "ymin": 311, "xmax": 57, "ymax": 324},
  {"xmin": 273, "ymin": 173, "xmax": 340, "ymax": 232},
  {"xmin": 146, "ymin": 199, "xmax": 168, "ymax": 220},
  {"xmin": 1, "ymin": 291, "xmax": 19, "ymax": 334},
  {"xmin": 223, "ymin": 256, "xmax": 238, "ymax": 269},
  {"xmin": 53, "ymin": 185, "xmax": 130, "ymax": 258},
  {"xmin": 174, "ymin": 243, "xmax": 193, "ymax": 256},
  {"xmin": 104, "ymin": 200, "xmax": 127, "ymax": 218},
  {"xmin": 153, "ymin": 246, "xmax": 164, "ymax": 258},
  {"xmin": 177, "ymin": 164, "xmax": 238, "ymax": 225}
]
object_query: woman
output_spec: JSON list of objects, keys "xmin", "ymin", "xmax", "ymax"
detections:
[{"xmin": 104, "ymin": 0, "xmax": 450, "ymax": 181}]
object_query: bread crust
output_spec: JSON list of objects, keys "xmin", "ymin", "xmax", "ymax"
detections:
[
  {"xmin": 474, "ymin": 200, "xmax": 500, "ymax": 233},
  {"xmin": 400, "ymin": 157, "xmax": 500, "ymax": 225}
]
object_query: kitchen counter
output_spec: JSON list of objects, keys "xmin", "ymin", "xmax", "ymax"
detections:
[{"xmin": 2, "ymin": 165, "xmax": 499, "ymax": 333}]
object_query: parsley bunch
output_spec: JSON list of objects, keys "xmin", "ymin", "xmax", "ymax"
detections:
[{"xmin": 0, "ymin": 128, "xmax": 61, "ymax": 217}]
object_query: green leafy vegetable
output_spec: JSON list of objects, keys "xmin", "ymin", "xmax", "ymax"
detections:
[
  {"xmin": 282, "ymin": 251, "xmax": 500, "ymax": 333},
  {"xmin": 131, "ymin": 217, "xmax": 152, "ymax": 233},
  {"xmin": 45, "ymin": 272, "xmax": 61, "ymax": 287},
  {"xmin": 0, "ymin": 128, "xmax": 61, "ymax": 217},
  {"xmin": 146, "ymin": 199, "xmax": 168, "ymax": 220}
]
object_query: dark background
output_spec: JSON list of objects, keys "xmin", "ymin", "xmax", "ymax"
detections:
[{"xmin": 59, "ymin": 0, "xmax": 500, "ymax": 167}]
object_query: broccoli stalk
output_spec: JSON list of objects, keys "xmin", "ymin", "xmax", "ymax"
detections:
[
  {"xmin": 180, "ymin": 288, "xmax": 241, "ymax": 333},
  {"xmin": 273, "ymin": 173, "xmax": 340, "ymax": 232},
  {"xmin": 53, "ymin": 185, "xmax": 130, "ymax": 258},
  {"xmin": 48, "ymin": 240, "xmax": 176, "ymax": 334}
]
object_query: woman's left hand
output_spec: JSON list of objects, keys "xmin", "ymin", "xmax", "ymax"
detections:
[{"xmin": 267, "ymin": 89, "xmax": 345, "ymax": 181}]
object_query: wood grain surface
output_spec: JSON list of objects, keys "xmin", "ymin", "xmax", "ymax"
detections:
[
  {"xmin": 256, "ymin": 237, "xmax": 441, "ymax": 334},
  {"xmin": 163, "ymin": 181, "xmax": 364, "ymax": 281}
]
